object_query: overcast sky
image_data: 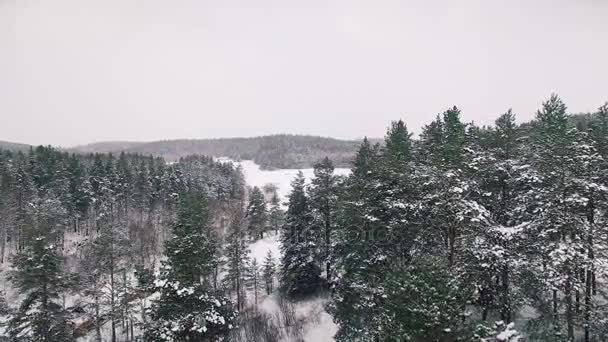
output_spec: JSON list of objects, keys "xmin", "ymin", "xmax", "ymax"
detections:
[{"xmin": 1, "ymin": 0, "xmax": 607, "ymax": 147}]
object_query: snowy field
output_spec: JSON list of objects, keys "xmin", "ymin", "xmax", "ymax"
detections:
[{"xmin": 216, "ymin": 159, "xmax": 350, "ymax": 203}]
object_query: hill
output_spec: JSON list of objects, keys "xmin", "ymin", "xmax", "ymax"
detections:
[
  {"xmin": 71, "ymin": 135, "xmax": 364, "ymax": 169},
  {"xmin": 0, "ymin": 140, "xmax": 32, "ymax": 152}
]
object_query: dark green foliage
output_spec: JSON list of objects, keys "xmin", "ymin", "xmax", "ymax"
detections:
[
  {"xmin": 145, "ymin": 191, "xmax": 236, "ymax": 341},
  {"xmin": 267, "ymin": 193, "xmax": 284, "ymax": 233},
  {"xmin": 8, "ymin": 196, "xmax": 77, "ymax": 341},
  {"xmin": 247, "ymin": 186, "xmax": 267, "ymax": 239},
  {"xmin": 331, "ymin": 95, "xmax": 608, "ymax": 342},
  {"xmin": 0, "ymin": 145, "xmax": 244, "ymax": 341},
  {"xmin": 309, "ymin": 157, "xmax": 339, "ymax": 282},
  {"xmin": 589, "ymin": 103, "xmax": 608, "ymax": 158},
  {"xmin": 280, "ymin": 172, "xmax": 322, "ymax": 297},
  {"xmin": 262, "ymin": 251, "xmax": 276, "ymax": 295},
  {"xmin": 164, "ymin": 192, "xmax": 216, "ymax": 285},
  {"xmin": 378, "ymin": 258, "xmax": 466, "ymax": 341}
]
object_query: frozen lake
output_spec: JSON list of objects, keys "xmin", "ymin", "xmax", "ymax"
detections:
[{"xmin": 216, "ymin": 158, "xmax": 350, "ymax": 203}]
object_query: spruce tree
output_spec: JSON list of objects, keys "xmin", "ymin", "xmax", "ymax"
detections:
[
  {"xmin": 8, "ymin": 195, "xmax": 76, "ymax": 341},
  {"xmin": 246, "ymin": 186, "xmax": 267, "ymax": 239},
  {"xmin": 309, "ymin": 157, "xmax": 338, "ymax": 283},
  {"xmin": 280, "ymin": 171, "xmax": 322, "ymax": 297},
  {"xmin": 519, "ymin": 94, "xmax": 584, "ymax": 340},
  {"xmin": 267, "ymin": 193, "xmax": 284, "ymax": 234},
  {"xmin": 589, "ymin": 103, "xmax": 608, "ymax": 158},
  {"xmin": 145, "ymin": 191, "xmax": 236, "ymax": 341},
  {"xmin": 262, "ymin": 251, "xmax": 276, "ymax": 295}
]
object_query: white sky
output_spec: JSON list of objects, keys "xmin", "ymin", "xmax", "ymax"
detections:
[{"xmin": 1, "ymin": 0, "xmax": 607, "ymax": 147}]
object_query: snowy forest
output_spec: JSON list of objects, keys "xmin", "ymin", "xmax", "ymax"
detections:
[{"xmin": 0, "ymin": 94, "xmax": 608, "ymax": 342}]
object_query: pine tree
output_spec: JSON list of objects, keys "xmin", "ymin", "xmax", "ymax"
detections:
[
  {"xmin": 247, "ymin": 186, "xmax": 267, "ymax": 239},
  {"xmin": 224, "ymin": 208, "xmax": 251, "ymax": 311},
  {"xmin": 0, "ymin": 154, "xmax": 18, "ymax": 263},
  {"xmin": 66, "ymin": 154, "xmax": 90, "ymax": 231},
  {"xmin": 377, "ymin": 258, "xmax": 466, "ymax": 341},
  {"xmin": 145, "ymin": 191, "xmax": 236, "ymax": 341},
  {"xmin": 280, "ymin": 171, "xmax": 322, "ymax": 297},
  {"xmin": 589, "ymin": 102, "xmax": 608, "ymax": 158},
  {"xmin": 418, "ymin": 115, "xmax": 444, "ymax": 165},
  {"xmin": 472, "ymin": 109, "xmax": 524, "ymax": 323},
  {"xmin": 267, "ymin": 193, "xmax": 284, "ymax": 234},
  {"xmin": 517, "ymin": 94, "xmax": 585, "ymax": 340},
  {"xmin": 309, "ymin": 157, "xmax": 338, "ymax": 283},
  {"xmin": 8, "ymin": 195, "xmax": 77, "ymax": 341},
  {"xmin": 262, "ymin": 251, "xmax": 276, "ymax": 295},
  {"xmin": 331, "ymin": 137, "xmax": 388, "ymax": 341},
  {"xmin": 384, "ymin": 120, "xmax": 412, "ymax": 169}
]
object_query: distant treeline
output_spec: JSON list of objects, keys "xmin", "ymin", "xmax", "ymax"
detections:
[{"xmin": 69, "ymin": 135, "xmax": 363, "ymax": 169}]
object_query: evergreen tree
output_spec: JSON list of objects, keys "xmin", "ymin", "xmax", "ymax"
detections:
[
  {"xmin": 384, "ymin": 120, "xmax": 412, "ymax": 169},
  {"xmin": 377, "ymin": 258, "xmax": 466, "ymax": 341},
  {"xmin": 331, "ymin": 137, "xmax": 389, "ymax": 341},
  {"xmin": 267, "ymin": 193, "xmax": 284, "ymax": 234},
  {"xmin": 441, "ymin": 106, "xmax": 467, "ymax": 169},
  {"xmin": 262, "ymin": 251, "xmax": 276, "ymax": 295},
  {"xmin": 280, "ymin": 171, "xmax": 322, "ymax": 297},
  {"xmin": 521, "ymin": 94, "xmax": 582, "ymax": 340},
  {"xmin": 309, "ymin": 157, "xmax": 338, "ymax": 283},
  {"xmin": 224, "ymin": 208, "xmax": 251, "ymax": 311},
  {"xmin": 247, "ymin": 186, "xmax": 267, "ymax": 239},
  {"xmin": 589, "ymin": 102, "xmax": 608, "ymax": 158},
  {"xmin": 8, "ymin": 195, "xmax": 76, "ymax": 341},
  {"xmin": 145, "ymin": 191, "xmax": 236, "ymax": 341}
]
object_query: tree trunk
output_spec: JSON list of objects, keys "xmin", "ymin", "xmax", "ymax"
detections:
[
  {"xmin": 95, "ymin": 291, "xmax": 102, "ymax": 342},
  {"xmin": 110, "ymin": 249, "xmax": 117, "ymax": 342},
  {"xmin": 584, "ymin": 195, "xmax": 595, "ymax": 342},
  {"xmin": 501, "ymin": 263, "xmax": 511, "ymax": 323},
  {"xmin": 566, "ymin": 269, "xmax": 574, "ymax": 341}
]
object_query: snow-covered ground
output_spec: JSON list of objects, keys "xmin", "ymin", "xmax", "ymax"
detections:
[{"xmin": 217, "ymin": 159, "xmax": 350, "ymax": 203}]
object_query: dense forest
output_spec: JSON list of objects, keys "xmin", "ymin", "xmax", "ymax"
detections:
[
  {"xmin": 71, "ymin": 135, "xmax": 362, "ymax": 170},
  {"xmin": 311, "ymin": 95, "xmax": 608, "ymax": 342},
  {"xmin": 0, "ymin": 148, "xmax": 247, "ymax": 340},
  {"xmin": 0, "ymin": 94, "xmax": 607, "ymax": 341}
]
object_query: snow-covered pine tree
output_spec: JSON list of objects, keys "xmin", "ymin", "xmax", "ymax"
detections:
[
  {"xmin": 247, "ymin": 186, "xmax": 267, "ymax": 239},
  {"xmin": 79, "ymin": 214, "xmax": 131, "ymax": 342},
  {"xmin": 378, "ymin": 258, "xmax": 466, "ymax": 341},
  {"xmin": 308, "ymin": 156, "xmax": 338, "ymax": 283},
  {"xmin": 8, "ymin": 194, "xmax": 77, "ymax": 341},
  {"xmin": 519, "ymin": 94, "xmax": 585, "ymax": 340},
  {"xmin": 331, "ymin": 121, "xmax": 419, "ymax": 341},
  {"xmin": 145, "ymin": 191, "xmax": 236, "ymax": 341},
  {"xmin": 267, "ymin": 192, "xmax": 284, "ymax": 234},
  {"xmin": 471, "ymin": 109, "xmax": 524, "ymax": 324},
  {"xmin": 588, "ymin": 103, "xmax": 608, "ymax": 159},
  {"xmin": 280, "ymin": 171, "xmax": 322, "ymax": 297},
  {"xmin": 0, "ymin": 153, "xmax": 18, "ymax": 263},
  {"xmin": 262, "ymin": 250, "xmax": 276, "ymax": 295}
]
